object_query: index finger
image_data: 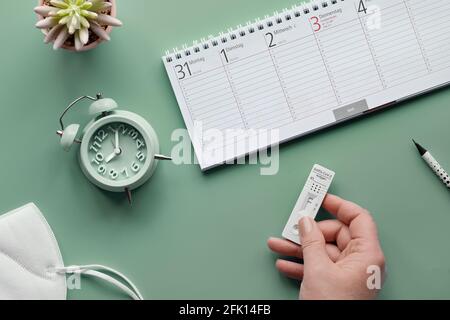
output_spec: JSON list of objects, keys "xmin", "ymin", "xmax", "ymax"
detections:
[{"xmin": 322, "ymin": 194, "xmax": 379, "ymax": 241}]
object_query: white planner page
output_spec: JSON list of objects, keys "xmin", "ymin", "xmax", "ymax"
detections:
[{"xmin": 163, "ymin": 0, "xmax": 450, "ymax": 170}]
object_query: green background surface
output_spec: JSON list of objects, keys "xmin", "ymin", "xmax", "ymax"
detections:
[{"xmin": 1, "ymin": 0, "xmax": 449, "ymax": 300}]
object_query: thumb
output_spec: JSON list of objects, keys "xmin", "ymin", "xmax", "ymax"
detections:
[{"xmin": 299, "ymin": 216, "xmax": 332, "ymax": 267}]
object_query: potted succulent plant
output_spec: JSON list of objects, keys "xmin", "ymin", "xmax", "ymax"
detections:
[{"xmin": 34, "ymin": 0, "xmax": 122, "ymax": 51}]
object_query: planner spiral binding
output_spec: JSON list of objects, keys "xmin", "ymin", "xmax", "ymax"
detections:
[{"xmin": 164, "ymin": 0, "xmax": 343, "ymax": 63}]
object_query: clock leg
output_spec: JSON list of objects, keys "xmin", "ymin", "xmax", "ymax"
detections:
[
  {"xmin": 154, "ymin": 154, "xmax": 172, "ymax": 161},
  {"xmin": 125, "ymin": 188, "xmax": 132, "ymax": 206}
]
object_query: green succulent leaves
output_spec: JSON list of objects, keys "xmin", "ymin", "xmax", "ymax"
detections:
[{"xmin": 34, "ymin": 0, "xmax": 122, "ymax": 51}]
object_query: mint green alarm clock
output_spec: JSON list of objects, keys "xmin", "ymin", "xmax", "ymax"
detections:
[{"xmin": 56, "ymin": 94, "xmax": 171, "ymax": 203}]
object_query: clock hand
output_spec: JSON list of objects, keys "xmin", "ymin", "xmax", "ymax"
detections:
[
  {"xmin": 105, "ymin": 152, "xmax": 117, "ymax": 163},
  {"xmin": 115, "ymin": 130, "xmax": 120, "ymax": 154}
]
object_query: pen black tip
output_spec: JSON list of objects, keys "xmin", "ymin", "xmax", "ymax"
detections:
[{"xmin": 412, "ymin": 139, "xmax": 427, "ymax": 156}]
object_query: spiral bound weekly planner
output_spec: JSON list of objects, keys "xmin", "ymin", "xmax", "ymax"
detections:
[{"xmin": 163, "ymin": 0, "xmax": 450, "ymax": 170}]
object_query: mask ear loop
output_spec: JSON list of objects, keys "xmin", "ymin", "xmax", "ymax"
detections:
[{"xmin": 56, "ymin": 264, "xmax": 144, "ymax": 300}]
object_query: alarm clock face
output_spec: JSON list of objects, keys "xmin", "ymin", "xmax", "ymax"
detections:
[
  {"xmin": 79, "ymin": 111, "xmax": 160, "ymax": 192},
  {"xmin": 88, "ymin": 122, "xmax": 147, "ymax": 183}
]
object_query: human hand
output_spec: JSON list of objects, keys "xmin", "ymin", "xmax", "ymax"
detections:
[{"xmin": 268, "ymin": 194, "xmax": 385, "ymax": 300}]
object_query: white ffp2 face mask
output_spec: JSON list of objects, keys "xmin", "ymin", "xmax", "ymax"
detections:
[{"xmin": 0, "ymin": 203, "xmax": 143, "ymax": 300}]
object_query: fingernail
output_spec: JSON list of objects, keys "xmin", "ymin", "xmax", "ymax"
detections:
[{"xmin": 299, "ymin": 216, "xmax": 312, "ymax": 235}]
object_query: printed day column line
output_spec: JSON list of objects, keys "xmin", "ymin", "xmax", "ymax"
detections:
[
  {"xmin": 309, "ymin": 24, "xmax": 340, "ymax": 106},
  {"xmin": 266, "ymin": 40, "xmax": 296, "ymax": 122},
  {"xmin": 175, "ymin": 65, "xmax": 198, "ymax": 128},
  {"xmin": 220, "ymin": 57, "xmax": 248, "ymax": 130},
  {"xmin": 175, "ymin": 69, "xmax": 208, "ymax": 152},
  {"xmin": 355, "ymin": 8, "xmax": 386, "ymax": 89},
  {"xmin": 402, "ymin": 0, "xmax": 432, "ymax": 73}
]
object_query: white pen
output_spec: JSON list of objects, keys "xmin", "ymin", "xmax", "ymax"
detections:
[{"xmin": 413, "ymin": 140, "xmax": 450, "ymax": 188}]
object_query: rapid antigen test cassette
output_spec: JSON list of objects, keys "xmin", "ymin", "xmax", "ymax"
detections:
[{"xmin": 282, "ymin": 164, "xmax": 335, "ymax": 245}]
